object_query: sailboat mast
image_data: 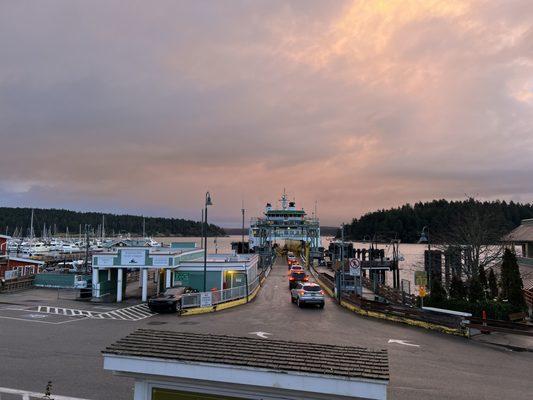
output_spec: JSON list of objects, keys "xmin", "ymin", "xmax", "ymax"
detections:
[{"xmin": 30, "ymin": 209, "xmax": 34, "ymax": 239}]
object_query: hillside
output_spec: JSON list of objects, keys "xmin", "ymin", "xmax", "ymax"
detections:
[
  {"xmin": 344, "ymin": 199, "xmax": 533, "ymax": 243},
  {"xmin": 0, "ymin": 207, "xmax": 226, "ymax": 237}
]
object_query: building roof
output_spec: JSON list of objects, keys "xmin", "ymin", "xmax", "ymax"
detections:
[
  {"xmin": 103, "ymin": 329, "xmax": 389, "ymax": 381},
  {"xmin": 503, "ymin": 219, "xmax": 533, "ymax": 242},
  {"xmin": 103, "ymin": 239, "xmax": 151, "ymax": 248},
  {"xmin": 5, "ymin": 257, "xmax": 45, "ymax": 265}
]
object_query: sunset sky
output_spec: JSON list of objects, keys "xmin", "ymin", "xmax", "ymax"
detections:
[{"xmin": 1, "ymin": 1, "xmax": 532, "ymax": 226}]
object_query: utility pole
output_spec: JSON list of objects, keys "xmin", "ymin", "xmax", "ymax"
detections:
[
  {"xmin": 84, "ymin": 225, "xmax": 90, "ymax": 274},
  {"xmin": 241, "ymin": 201, "xmax": 245, "ymax": 254},
  {"xmin": 339, "ymin": 223, "xmax": 345, "ymax": 302}
]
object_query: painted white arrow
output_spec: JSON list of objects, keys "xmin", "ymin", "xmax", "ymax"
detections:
[
  {"xmin": 388, "ymin": 339, "xmax": 420, "ymax": 347},
  {"xmin": 249, "ymin": 331, "xmax": 272, "ymax": 339}
]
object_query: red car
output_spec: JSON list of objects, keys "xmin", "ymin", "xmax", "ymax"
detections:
[{"xmin": 289, "ymin": 271, "xmax": 308, "ymax": 289}]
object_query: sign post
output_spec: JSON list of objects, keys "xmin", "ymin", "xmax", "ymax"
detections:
[
  {"xmin": 200, "ymin": 292, "xmax": 212, "ymax": 308},
  {"xmin": 415, "ymin": 271, "xmax": 428, "ymax": 308}
]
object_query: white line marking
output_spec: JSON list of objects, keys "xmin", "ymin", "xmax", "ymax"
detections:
[
  {"xmin": 249, "ymin": 331, "xmax": 272, "ymax": 339},
  {"xmin": 388, "ymin": 339, "xmax": 420, "ymax": 347}
]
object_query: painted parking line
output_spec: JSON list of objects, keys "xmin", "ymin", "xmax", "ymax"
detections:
[
  {"xmin": 31, "ymin": 303, "xmax": 155, "ymax": 322},
  {"xmin": 0, "ymin": 308, "xmax": 85, "ymax": 324}
]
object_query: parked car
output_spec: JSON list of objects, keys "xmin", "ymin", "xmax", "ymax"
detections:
[
  {"xmin": 148, "ymin": 286, "xmax": 196, "ymax": 313},
  {"xmin": 288, "ymin": 271, "xmax": 308, "ymax": 289},
  {"xmin": 290, "ymin": 282, "xmax": 325, "ymax": 308}
]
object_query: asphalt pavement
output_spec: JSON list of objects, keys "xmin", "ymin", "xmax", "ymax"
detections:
[{"xmin": 0, "ymin": 258, "xmax": 531, "ymax": 400}]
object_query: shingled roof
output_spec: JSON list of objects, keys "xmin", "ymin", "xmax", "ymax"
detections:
[
  {"xmin": 503, "ymin": 219, "xmax": 533, "ymax": 242},
  {"xmin": 103, "ymin": 329, "xmax": 389, "ymax": 381}
]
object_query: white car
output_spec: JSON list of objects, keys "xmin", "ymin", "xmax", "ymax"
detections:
[{"xmin": 290, "ymin": 282, "xmax": 325, "ymax": 308}]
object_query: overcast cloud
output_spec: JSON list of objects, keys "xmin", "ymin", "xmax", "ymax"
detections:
[{"xmin": 1, "ymin": 0, "xmax": 532, "ymax": 226}]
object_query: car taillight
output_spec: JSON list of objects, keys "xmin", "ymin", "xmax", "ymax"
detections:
[
  {"xmin": 289, "ymin": 277, "xmax": 295, "ymax": 281},
  {"xmin": 299, "ymin": 290, "xmax": 305, "ymax": 296},
  {"xmin": 303, "ymin": 276, "xmax": 309, "ymax": 281},
  {"xmin": 319, "ymin": 290, "xmax": 324, "ymax": 295}
]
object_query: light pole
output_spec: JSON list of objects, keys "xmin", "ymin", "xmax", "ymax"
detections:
[
  {"xmin": 339, "ymin": 223, "xmax": 345, "ymax": 302},
  {"xmin": 418, "ymin": 226, "xmax": 431, "ymax": 290},
  {"xmin": 241, "ymin": 202, "xmax": 245, "ymax": 254},
  {"xmin": 203, "ymin": 192, "xmax": 213, "ymax": 293}
]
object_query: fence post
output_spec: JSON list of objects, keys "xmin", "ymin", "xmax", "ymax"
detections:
[{"xmin": 245, "ymin": 273, "xmax": 249, "ymax": 303}]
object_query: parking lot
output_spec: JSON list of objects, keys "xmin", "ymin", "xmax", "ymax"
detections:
[{"xmin": 0, "ymin": 257, "xmax": 531, "ymax": 400}]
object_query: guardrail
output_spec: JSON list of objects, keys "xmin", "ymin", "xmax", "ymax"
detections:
[
  {"xmin": 361, "ymin": 276, "xmax": 417, "ymax": 306},
  {"xmin": 343, "ymin": 294, "xmax": 466, "ymax": 330},
  {"xmin": 0, "ymin": 276, "xmax": 35, "ymax": 293},
  {"xmin": 465, "ymin": 316, "xmax": 533, "ymax": 337},
  {"xmin": 181, "ymin": 275, "xmax": 262, "ymax": 309}
]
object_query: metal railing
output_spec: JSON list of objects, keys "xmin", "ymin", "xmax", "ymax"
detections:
[
  {"xmin": 181, "ymin": 275, "xmax": 262, "ymax": 309},
  {"xmin": 0, "ymin": 276, "xmax": 35, "ymax": 293}
]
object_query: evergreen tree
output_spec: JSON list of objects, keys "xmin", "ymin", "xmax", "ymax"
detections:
[
  {"xmin": 500, "ymin": 249, "xmax": 526, "ymax": 309},
  {"xmin": 429, "ymin": 276, "xmax": 447, "ymax": 304},
  {"xmin": 468, "ymin": 276, "xmax": 485, "ymax": 303},
  {"xmin": 342, "ymin": 199, "xmax": 533, "ymax": 242},
  {"xmin": 449, "ymin": 275, "xmax": 467, "ymax": 301},
  {"xmin": 488, "ymin": 268, "xmax": 498, "ymax": 299},
  {"xmin": 478, "ymin": 265, "xmax": 488, "ymax": 292}
]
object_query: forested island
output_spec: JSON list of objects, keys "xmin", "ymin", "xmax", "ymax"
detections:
[
  {"xmin": 0, "ymin": 207, "xmax": 226, "ymax": 237},
  {"xmin": 343, "ymin": 199, "xmax": 533, "ymax": 243}
]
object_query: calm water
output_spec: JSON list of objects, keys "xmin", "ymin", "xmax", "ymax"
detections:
[{"xmin": 160, "ymin": 235, "xmax": 429, "ymax": 292}]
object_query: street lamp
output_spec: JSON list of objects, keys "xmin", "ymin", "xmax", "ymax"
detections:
[
  {"xmin": 418, "ymin": 226, "xmax": 431, "ymax": 290},
  {"xmin": 203, "ymin": 192, "xmax": 213, "ymax": 293}
]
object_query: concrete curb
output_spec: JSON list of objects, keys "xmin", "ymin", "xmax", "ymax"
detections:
[
  {"xmin": 180, "ymin": 270, "xmax": 268, "ymax": 316},
  {"xmin": 310, "ymin": 268, "xmax": 465, "ymax": 337}
]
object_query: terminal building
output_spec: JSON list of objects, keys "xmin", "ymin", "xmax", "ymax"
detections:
[{"xmin": 91, "ymin": 242, "xmax": 259, "ymax": 303}]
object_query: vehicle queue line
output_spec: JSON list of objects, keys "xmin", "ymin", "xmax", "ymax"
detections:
[{"xmin": 285, "ymin": 252, "xmax": 326, "ymax": 309}]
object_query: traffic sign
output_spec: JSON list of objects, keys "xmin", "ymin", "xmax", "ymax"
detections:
[
  {"xmin": 349, "ymin": 258, "xmax": 361, "ymax": 277},
  {"xmin": 414, "ymin": 271, "xmax": 428, "ymax": 287},
  {"xmin": 200, "ymin": 292, "xmax": 212, "ymax": 307}
]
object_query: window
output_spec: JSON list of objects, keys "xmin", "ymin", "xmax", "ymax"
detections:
[{"xmin": 152, "ymin": 388, "xmax": 247, "ymax": 399}]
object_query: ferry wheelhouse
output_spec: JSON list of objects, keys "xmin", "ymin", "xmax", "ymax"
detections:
[{"xmin": 249, "ymin": 191, "xmax": 321, "ymax": 257}]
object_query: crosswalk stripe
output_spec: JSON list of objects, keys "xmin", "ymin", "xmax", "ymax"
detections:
[{"xmin": 31, "ymin": 303, "xmax": 156, "ymax": 321}]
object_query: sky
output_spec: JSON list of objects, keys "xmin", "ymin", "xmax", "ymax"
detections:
[{"xmin": 1, "ymin": 0, "xmax": 532, "ymax": 227}]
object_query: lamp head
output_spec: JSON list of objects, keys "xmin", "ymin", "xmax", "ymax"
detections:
[
  {"xmin": 205, "ymin": 192, "xmax": 213, "ymax": 207},
  {"xmin": 418, "ymin": 231, "xmax": 428, "ymax": 244}
]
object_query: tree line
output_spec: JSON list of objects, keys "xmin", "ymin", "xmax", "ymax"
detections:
[
  {"xmin": 0, "ymin": 207, "xmax": 226, "ymax": 237},
  {"xmin": 343, "ymin": 199, "xmax": 533, "ymax": 243}
]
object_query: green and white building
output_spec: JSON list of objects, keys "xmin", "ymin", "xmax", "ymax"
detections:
[{"xmin": 92, "ymin": 243, "xmax": 259, "ymax": 303}]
